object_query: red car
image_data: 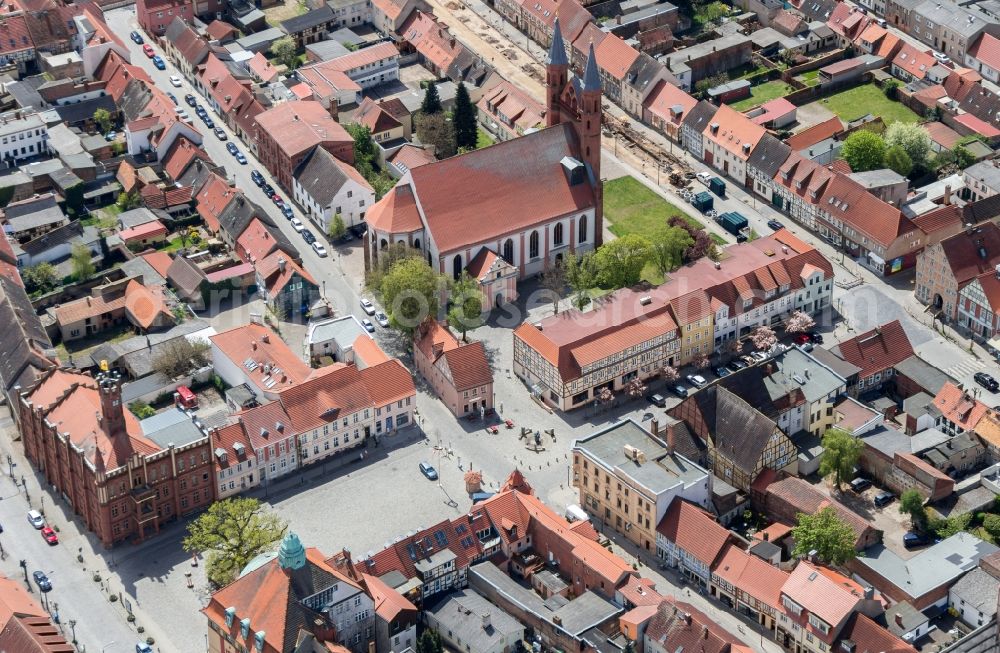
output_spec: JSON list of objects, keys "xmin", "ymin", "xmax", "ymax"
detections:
[
  {"xmin": 41, "ymin": 526, "xmax": 58, "ymax": 545},
  {"xmin": 142, "ymin": 44, "xmax": 155, "ymax": 58},
  {"xmin": 793, "ymin": 332, "xmax": 811, "ymax": 345}
]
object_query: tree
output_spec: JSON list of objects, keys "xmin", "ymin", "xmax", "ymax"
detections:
[
  {"xmin": 421, "ymin": 82, "xmax": 443, "ymax": 114},
  {"xmin": 452, "ymin": 82, "xmax": 477, "ymax": 151},
  {"xmin": 380, "ymin": 258, "xmax": 445, "ymax": 333},
  {"xmin": 93, "ymin": 107, "xmax": 113, "ymax": 134},
  {"xmin": 152, "ymin": 338, "xmax": 211, "ymax": 378},
  {"xmin": 594, "ymin": 234, "xmax": 651, "ymax": 289},
  {"xmin": 749, "ymin": 325, "xmax": 777, "ymax": 352},
  {"xmin": 693, "ymin": 354, "xmax": 710, "ymax": 369},
  {"xmin": 784, "ymin": 310, "xmax": 815, "ymax": 334},
  {"xmin": 183, "ymin": 497, "xmax": 287, "ymax": 587},
  {"xmin": 649, "ymin": 225, "xmax": 694, "ymax": 277},
  {"xmin": 983, "ymin": 514, "xmax": 1000, "ymax": 541},
  {"xmin": 694, "ymin": 72, "xmax": 729, "ymax": 98},
  {"xmin": 841, "ymin": 130, "xmax": 886, "ymax": 172},
  {"xmin": 882, "ymin": 78, "xmax": 901, "ymax": 100},
  {"xmin": 953, "ymin": 145, "xmax": 975, "ymax": 169},
  {"xmin": 116, "ymin": 190, "xmax": 140, "ymax": 211},
  {"xmin": 71, "ymin": 243, "xmax": 95, "ymax": 281},
  {"xmin": 446, "ymin": 273, "xmax": 483, "ymax": 341},
  {"xmin": 792, "ymin": 506, "xmax": 858, "ymax": 565},
  {"xmin": 885, "ymin": 122, "xmax": 931, "ymax": 168},
  {"xmin": 660, "ymin": 366, "xmax": 679, "ymax": 382},
  {"xmin": 22, "ymin": 262, "xmax": 58, "ymax": 294},
  {"xmin": 684, "ymin": 230, "xmax": 714, "ymax": 263},
  {"xmin": 345, "ymin": 123, "xmax": 377, "ymax": 172},
  {"xmin": 366, "ymin": 242, "xmax": 421, "ymax": 289},
  {"xmin": 884, "ymin": 145, "xmax": 913, "ymax": 177},
  {"xmin": 327, "ymin": 213, "xmax": 347, "ymax": 240},
  {"xmin": 819, "ymin": 428, "xmax": 864, "ymax": 490},
  {"xmin": 564, "ymin": 252, "xmax": 598, "ymax": 310},
  {"xmin": 625, "ymin": 378, "xmax": 647, "ymax": 399},
  {"xmin": 899, "ymin": 489, "xmax": 927, "ymax": 531},
  {"xmin": 597, "ymin": 386, "xmax": 614, "ymax": 408},
  {"xmin": 724, "ymin": 338, "xmax": 742, "ymax": 357},
  {"xmin": 128, "ymin": 400, "xmax": 157, "ymax": 419},
  {"xmin": 540, "ymin": 261, "xmax": 565, "ymax": 314},
  {"xmin": 415, "ymin": 111, "xmax": 456, "ymax": 159},
  {"xmin": 270, "ymin": 36, "xmax": 299, "ymax": 70},
  {"xmin": 416, "ymin": 630, "xmax": 443, "ymax": 653}
]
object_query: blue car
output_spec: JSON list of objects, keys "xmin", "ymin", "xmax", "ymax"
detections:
[
  {"xmin": 282, "ymin": 205, "xmax": 294, "ymax": 219},
  {"xmin": 152, "ymin": 55, "xmax": 165, "ymax": 70},
  {"xmin": 130, "ymin": 31, "xmax": 144, "ymax": 44}
]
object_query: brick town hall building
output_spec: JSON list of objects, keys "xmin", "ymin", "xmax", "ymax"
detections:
[
  {"xmin": 365, "ymin": 18, "xmax": 603, "ymax": 307},
  {"xmin": 17, "ymin": 369, "xmax": 215, "ymax": 547}
]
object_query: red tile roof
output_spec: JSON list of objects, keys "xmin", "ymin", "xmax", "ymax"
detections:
[
  {"xmin": 785, "ymin": 116, "xmax": 843, "ymax": 151},
  {"xmin": 712, "ymin": 544, "xmax": 789, "ymax": 608},
  {"xmin": 362, "ymin": 573, "xmax": 416, "ymax": 622},
  {"xmin": 645, "ymin": 599, "xmax": 747, "ymax": 653},
  {"xmin": 355, "ymin": 97, "xmax": 402, "ymax": 134},
  {"xmin": 360, "ymin": 359, "xmax": 415, "ymax": 406},
  {"xmin": 644, "ymin": 80, "xmax": 698, "ymax": 127},
  {"xmin": 838, "ymin": 612, "xmax": 917, "ymax": 653},
  {"xmin": 387, "ymin": 144, "xmax": 436, "ymax": 172},
  {"xmin": 248, "ymin": 52, "xmax": 280, "ymax": 83},
  {"xmin": 140, "ymin": 251, "xmax": 173, "ymax": 279},
  {"xmin": 415, "ymin": 321, "xmax": 493, "ymax": 392},
  {"xmin": 969, "ymin": 33, "xmax": 1000, "ymax": 72},
  {"xmin": 119, "ymin": 220, "xmax": 167, "ymax": 243},
  {"xmin": 933, "ymin": 381, "xmax": 989, "ymax": 431},
  {"xmin": 594, "ymin": 34, "xmax": 640, "ymax": 81},
  {"xmin": 765, "ymin": 477, "xmax": 875, "ymax": 548},
  {"xmin": 924, "ymin": 121, "xmax": 962, "ymax": 150},
  {"xmin": 254, "ymin": 101, "xmax": 353, "ymax": 160},
  {"xmin": 257, "ymin": 250, "xmax": 316, "ymax": 295},
  {"xmin": 205, "ymin": 19, "xmax": 237, "ymax": 42},
  {"xmin": 195, "ymin": 173, "xmax": 237, "ymax": 234},
  {"xmin": 210, "ymin": 323, "xmax": 312, "ymax": 392},
  {"xmin": 238, "ymin": 217, "xmax": 289, "ymax": 264},
  {"xmin": 703, "ymin": 104, "xmax": 766, "ymax": 161},
  {"xmin": 162, "ymin": 135, "xmax": 211, "ymax": 181},
  {"xmin": 352, "ymin": 335, "xmax": 390, "ymax": 368},
  {"xmin": 938, "ymin": 222, "xmax": 1000, "ymax": 287},
  {"xmin": 749, "ymin": 98, "xmax": 796, "ymax": 126},
  {"xmin": 820, "ymin": 172, "xmax": 915, "ymax": 248},
  {"xmin": 954, "ymin": 112, "xmax": 1000, "ymax": 138},
  {"xmin": 832, "ymin": 319, "xmax": 913, "ymax": 379},
  {"xmin": 123, "ymin": 279, "xmax": 172, "ymax": 329},
  {"xmin": 0, "ymin": 15, "xmax": 34, "ymax": 56},
  {"xmin": 911, "ymin": 204, "xmax": 962, "ymax": 236},
  {"xmin": 365, "ymin": 183, "xmax": 423, "ymax": 234},
  {"xmin": 656, "ymin": 499, "xmax": 732, "ymax": 568},
  {"xmin": 399, "ymin": 11, "xmax": 461, "ymax": 72},
  {"xmin": 893, "ymin": 43, "xmax": 935, "ymax": 80},
  {"xmin": 0, "ymin": 575, "xmax": 74, "ymax": 653},
  {"xmin": 781, "ymin": 561, "xmax": 862, "ymax": 633}
]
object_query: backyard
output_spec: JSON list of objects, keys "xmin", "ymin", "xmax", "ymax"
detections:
[
  {"xmin": 807, "ymin": 83, "xmax": 919, "ymax": 124},
  {"xmin": 603, "ymin": 176, "xmax": 710, "ymax": 285},
  {"xmin": 797, "ymin": 70, "xmax": 820, "ymax": 87},
  {"xmin": 729, "ymin": 81, "xmax": 795, "ymax": 111}
]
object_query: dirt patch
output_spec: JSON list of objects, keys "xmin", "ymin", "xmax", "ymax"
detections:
[
  {"xmin": 264, "ymin": 0, "xmax": 309, "ymax": 27},
  {"xmin": 792, "ymin": 101, "xmax": 836, "ymax": 131}
]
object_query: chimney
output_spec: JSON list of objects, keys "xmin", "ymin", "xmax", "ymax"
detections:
[
  {"xmin": 666, "ymin": 424, "xmax": 675, "ymax": 455},
  {"xmin": 702, "ymin": 625, "xmax": 709, "ymax": 639},
  {"xmin": 651, "ymin": 419, "xmax": 659, "ymax": 436},
  {"xmin": 278, "ymin": 257, "xmax": 287, "ymax": 273},
  {"xmin": 943, "ymin": 184, "xmax": 952, "ymax": 205},
  {"xmin": 482, "ymin": 613, "xmax": 491, "ymax": 630},
  {"xmin": 894, "ymin": 613, "xmax": 903, "ymax": 628},
  {"xmin": 252, "ymin": 340, "xmax": 257, "ymax": 350},
  {"xmin": 262, "ymin": 333, "xmax": 270, "ymax": 344},
  {"xmin": 684, "ymin": 613, "xmax": 692, "ymax": 625},
  {"xmin": 763, "ymin": 531, "xmax": 769, "ymax": 541}
]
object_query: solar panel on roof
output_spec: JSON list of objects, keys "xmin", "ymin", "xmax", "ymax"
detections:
[{"xmin": 434, "ymin": 530, "xmax": 448, "ymax": 547}]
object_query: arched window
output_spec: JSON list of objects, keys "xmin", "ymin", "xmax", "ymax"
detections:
[
  {"xmin": 452, "ymin": 254, "xmax": 463, "ymax": 280},
  {"xmin": 553, "ymin": 223, "xmax": 563, "ymax": 247},
  {"xmin": 529, "ymin": 231, "xmax": 539, "ymax": 259},
  {"xmin": 413, "ymin": 238, "xmax": 421, "ymax": 250},
  {"xmin": 502, "ymin": 238, "xmax": 514, "ymax": 264},
  {"xmin": 380, "ymin": 238, "xmax": 388, "ymax": 250},
  {"xmin": 578, "ymin": 215, "xmax": 588, "ymax": 243}
]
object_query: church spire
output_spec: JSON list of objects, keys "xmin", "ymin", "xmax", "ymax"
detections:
[
  {"xmin": 548, "ymin": 18, "xmax": 568, "ymax": 67},
  {"xmin": 583, "ymin": 42, "xmax": 601, "ymax": 92}
]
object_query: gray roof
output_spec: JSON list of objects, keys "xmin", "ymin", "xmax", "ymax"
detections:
[
  {"xmin": 328, "ymin": 27, "xmax": 364, "ymax": 47},
  {"xmin": 949, "ymin": 568, "xmax": 999, "ymax": 617},
  {"xmin": 306, "ymin": 315, "xmax": 368, "ymax": 347},
  {"xmin": 54, "ymin": 96, "xmax": 116, "ymax": 126},
  {"xmin": 681, "ymin": 100, "xmax": 718, "ymax": 132},
  {"xmin": 138, "ymin": 407, "xmax": 208, "ymax": 448},
  {"xmin": 759, "ymin": 345, "xmax": 846, "ymax": 404},
  {"xmin": 855, "ymin": 533, "xmax": 999, "ymax": 599},
  {"xmin": 0, "ymin": 112, "xmax": 44, "ymax": 138},
  {"xmin": 118, "ymin": 207, "xmax": 161, "ymax": 230},
  {"xmin": 304, "ymin": 39, "xmax": 350, "ymax": 62},
  {"xmin": 861, "ymin": 424, "xmax": 946, "ymax": 459},
  {"xmin": 747, "ymin": 133, "xmax": 792, "ymax": 179},
  {"xmin": 236, "ymin": 28, "xmax": 285, "ymax": 52},
  {"xmin": 809, "ymin": 346, "xmax": 862, "ymax": 379},
  {"xmin": 914, "ymin": 0, "xmax": 992, "ymax": 38},
  {"xmin": 848, "ymin": 169, "xmax": 907, "ymax": 189},
  {"xmin": 426, "ymin": 590, "xmax": 523, "ymax": 650},
  {"xmin": 894, "ymin": 355, "xmax": 954, "ymax": 396},
  {"xmin": 281, "ymin": 5, "xmax": 335, "ymax": 34},
  {"xmin": 901, "ymin": 391, "xmax": 933, "ymax": 415},
  {"xmin": 749, "ymin": 539, "xmax": 781, "ymax": 560},
  {"xmin": 661, "ymin": 34, "xmax": 750, "ymax": 74},
  {"xmin": 20, "ymin": 222, "xmax": 100, "ymax": 258},
  {"xmin": 883, "ymin": 601, "xmax": 928, "ymax": 636},
  {"xmin": 293, "ymin": 147, "xmax": 360, "ymax": 207},
  {"xmin": 121, "ymin": 371, "xmax": 173, "ymax": 404},
  {"xmin": 0, "ymin": 171, "xmax": 31, "ymax": 190},
  {"xmin": 4, "ymin": 80, "xmax": 44, "ymax": 110},
  {"xmin": 0, "ymin": 274, "xmax": 53, "ymax": 394},
  {"xmin": 166, "ymin": 255, "xmax": 207, "ymax": 297},
  {"xmin": 583, "ymin": 42, "xmax": 601, "ymax": 91},
  {"xmin": 963, "ymin": 161, "xmax": 1000, "ymax": 190},
  {"xmin": 548, "ymin": 18, "xmax": 568, "ymax": 67},
  {"xmin": 469, "ymin": 562, "xmax": 621, "ymax": 637},
  {"xmin": 625, "ymin": 52, "xmax": 663, "ymax": 95},
  {"xmin": 4, "ymin": 203, "xmax": 66, "ymax": 234},
  {"xmin": 119, "ymin": 256, "xmax": 167, "ymax": 287},
  {"xmin": 89, "ymin": 320, "xmax": 213, "ymax": 373},
  {"xmin": 572, "ymin": 419, "xmax": 709, "ymax": 495}
]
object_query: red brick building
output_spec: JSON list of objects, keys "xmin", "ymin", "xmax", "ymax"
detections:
[
  {"xmin": 253, "ymin": 101, "xmax": 354, "ymax": 190},
  {"xmin": 17, "ymin": 369, "xmax": 215, "ymax": 548},
  {"xmin": 137, "ymin": 0, "xmax": 193, "ymax": 35}
]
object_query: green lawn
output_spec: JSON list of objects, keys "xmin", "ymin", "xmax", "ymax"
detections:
[
  {"xmin": 604, "ymin": 176, "xmax": 703, "ymax": 240},
  {"xmin": 798, "ymin": 70, "xmax": 820, "ymax": 87},
  {"xmin": 810, "ymin": 84, "xmax": 919, "ymax": 124},
  {"xmin": 728, "ymin": 81, "xmax": 795, "ymax": 111},
  {"xmin": 476, "ymin": 128, "xmax": 495, "ymax": 149}
]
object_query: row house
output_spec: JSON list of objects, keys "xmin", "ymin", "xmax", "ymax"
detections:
[
  {"xmin": 573, "ymin": 420, "xmax": 712, "ymax": 553},
  {"xmin": 298, "ymin": 42, "xmax": 400, "ymax": 95},
  {"xmin": 655, "ymin": 499, "xmax": 734, "ymax": 589},
  {"xmin": 701, "ymin": 104, "xmax": 767, "ymax": 187},
  {"xmin": 163, "ymin": 17, "xmax": 210, "ymax": 82},
  {"xmin": 0, "ymin": 111, "xmax": 48, "ymax": 165},
  {"xmin": 280, "ymin": 6, "xmax": 337, "ymax": 48},
  {"xmin": 214, "ymin": 352, "xmax": 415, "ymax": 491},
  {"xmin": 828, "ymin": 319, "xmax": 914, "ymax": 395},
  {"xmin": 0, "ymin": 14, "xmax": 36, "ymax": 73},
  {"xmin": 966, "ymin": 33, "xmax": 1000, "ymax": 84},
  {"xmin": 514, "ymin": 232, "xmax": 833, "ymax": 411},
  {"xmin": 642, "ymin": 79, "xmax": 698, "ymax": 142},
  {"xmin": 18, "ymin": 370, "xmax": 215, "ymax": 548},
  {"xmin": 210, "ymin": 322, "xmax": 314, "ymax": 402},
  {"xmin": 915, "ymin": 222, "xmax": 1000, "ymax": 320},
  {"xmin": 292, "ymin": 146, "xmax": 375, "ymax": 231},
  {"xmin": 909, "ymin": 0, "xmax": 1000, "ymax": 62},
  {"xmin": 253, "ymin": 100, "xmax": 355, "ymax": 190},
  {"xmin": 958, "ymin": 267, "xmax": 1000, "ymax": 338},
  {"xmin": 709, "ymin": 544, "xmax": 789, "ymax": 632},
  {"xmin": 136, "ymin": 0, "xmax": 192, "ymax": 36},
  {"xmin": 929, "ymin": 381, "xmax": 989, "ymax": 437},
  {"xmin": 413, "ymin": 320, "xmax": 494, "ymax": 418}
]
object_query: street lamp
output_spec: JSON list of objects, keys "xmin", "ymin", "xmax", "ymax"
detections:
[{"xmin": 69, "ymin": 619, "xmax": 77, "ymax": 643}]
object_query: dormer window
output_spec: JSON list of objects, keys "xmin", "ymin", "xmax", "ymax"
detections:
[
  {"xmin": 240, "ymin": 617, "xmax": 251, "ymax": 639},
  {"xmin": 255, "ymin": 631, "xmax": 266, "ymax": 651},
  {"xmin": 224, "ymin": 607, "xmax": 236, "ymax": 627}
]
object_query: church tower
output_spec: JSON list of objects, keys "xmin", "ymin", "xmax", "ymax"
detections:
[
  {"xmin": 545, "ymin": 18, "xmax": 568, "ymax": 128},
  {"xmin": 580, "ymin": 43, "xmax": 604, "ymax": 246}
]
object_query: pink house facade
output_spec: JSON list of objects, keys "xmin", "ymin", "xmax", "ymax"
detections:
[{"xmin": 414, "ymin": 321, "xmax": 494, "ymax": 418}]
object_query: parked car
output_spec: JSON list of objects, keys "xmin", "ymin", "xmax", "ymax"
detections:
[
  {"xmin": 301, "ymin": 229, "xmax": 316, "ymax": 245},
  {"xmin": 375, "ymin": 312, "xmax": 389, "ymax": 328},
  {"xmin": 184, "ymin": 93, "xmax": 196, "ymax": 106},
  {"xmin": 270, "ymin": 193, "xmax": 282, "ymax": 204},
  {"xmin": 648, "ymin": 393, "xmax": 666, "ymax": 407},
  {"xmin": 203, "ymin": 117, "xmax": 215, "ymax": 130},
  {"xmin": 793, "ymin": 332, "xmax": 811, "ymax": 345},
  {"xmin": 696, "ymin": 171, "xmax": 712, "ymax": 185},
  {"xmin": 808, "ymin": 332, "xmax": 824, "ymax": 344},
  {"xmin": 874, "ymin": 491, "xmax": 895, "ymax": 507},
  {"xmin": 360, "ymin": 298, "xmax": 376, "ymax": 315},
  {"xmin": 169, "ymin": 75, "xmax": 182, "ymax": 87},
  {"xmin": 728, "ymin": 359, "xmax": 747, "ymax": 372},
  {"xmin": 740, "ymin": 355, "xmax": 757, "ymax": 366},
  {"xmin": 669, "ymin": 384, "xmax": 688, "ymax": 398},
  {"xmin": 250, "ymin": 170, "xmax": 264, "ymax": 185},
  {"xmin": 686, "ymin": 374, "xmax": 707, "ymax": 388},
  {"xmin": 152, "ymin": 55, "xmax": 165, "ymax": 70},
  {"xmin": 767, "ymin": 219, "xmax": 784, "ymax": 231},
  {"xmin": 166, "ymin": 92, "xmax": 177, "ymax": 104},
  {"xmin": 136, "ymin": 643, "xmax": 154, "ymax": 653},
  {"xmin": 361, "ymin": 318, "xmax": 375, "ymax": 333},
  {"xmin": 282, "ymin": 205, "xmax": 294, "ymax": 219},
  {"xmin": 312, "ymin": 242, "xmax": 328, "ymax": 257},
  {"xmin": 903, "ymin": 531, "xmax": 930, "ymax": 549},
  {"xmin": 933, "ymin": 52, "xmax": 951, "ymax": 64},
  {"xmin": 130, "ymin": 30, "xmax": 144, "ymax": 44},
  {"xmin": 226, "ymin": 142, "xmax": 238, "ymax": 155},
  {"xmin": 27, "ymin": 510, "xmax": 43, "ymax": 529},
  {"xmin": 712, "ymin": 366, "xmax": 730, "ymax": 378},
  {"xmin": 750, "ymin": 351, "xmax": 767, "ymax": 362},
  {"xmin": 419, "ymin": 461, "xmax": 438, "ymax": 480},
  {"xmin": 235, "ymin": 152, "xmax": 247, "ymax": 165},
  {"xmin": 104, "ymin": 131, "xmax": 117, "ymax": 142},
  {"xmin": 41, "ymin": 526, "xmax": 58, "ymax": 545},
  {"xmin": 263, "ymin": 183, "xmax": 274, "ymax": 196},
  {"xmin": 975, "ymin": 372, "xmax": 999, "ymax": 392},
  {"xmin": 214, "ymin": 127, "xmax": 227, "ymax": 140},
  {"xmin": 142, "ymin": 43, "xmax": 154, "ymax": 57},
  {"xmin": 290, "ymin": 217, "xmax": 305, "ymax": 232},
  {"xmin": 849, "ymin": 477, "xmax": 871, "ymax": 493},
  {"xmin": 32, "ymin": 571, "xmax": 51, "ymax": 592},
  {"xmin": 798, "ymin": 341, "xmax": 814, "ymax": 352}
]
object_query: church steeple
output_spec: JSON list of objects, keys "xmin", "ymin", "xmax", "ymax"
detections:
[
  {"xmin": 278, "ymin": 532, "xmax": 306, "ymax": 570},
  {"xmin": 545, "ymin": 18, "xmax": 569, "ymax": 128},
  {"xmin": 583, "ymin": 42, "xmax": 601, "ymax": 92}
]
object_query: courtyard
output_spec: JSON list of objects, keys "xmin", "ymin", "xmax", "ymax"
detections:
[
  {"xmin": 728, "ymin": 80, "xmax": 795, "ymax": 111},
  {"xmin": 805, "ymin": 83, "xmax": 920, "ymax": 124}
]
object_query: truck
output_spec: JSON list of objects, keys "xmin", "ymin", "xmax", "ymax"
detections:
[
  {"xmin": 709, "ymin": 176, "xmax": 726, "ymax": 197},
  {"xmin": 717, "ymin": 211, "xmax": 749, "ymax": 241},
  {"xmin": 691, "ymin": 191, "xmax": 714, "ymax": 213}
]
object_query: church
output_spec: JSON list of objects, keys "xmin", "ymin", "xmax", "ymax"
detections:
[{"xmin": 365, "ymin": 19, "xmax": 604, "ymax": 308}]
